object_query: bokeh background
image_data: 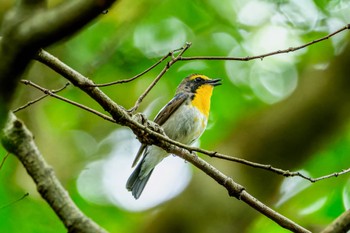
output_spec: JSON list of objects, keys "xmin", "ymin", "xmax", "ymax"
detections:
[{"xmin": 1, "ymin": 0, "xmax": 350, "ymax": 232}]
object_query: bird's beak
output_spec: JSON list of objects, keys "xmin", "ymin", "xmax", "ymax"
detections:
[{"xmin": 206, "ymin": 78, "xmax": 222, "ymax": 87}]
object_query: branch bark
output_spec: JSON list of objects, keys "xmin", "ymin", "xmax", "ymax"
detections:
[
  {"xmin": 0, "ymin": 1, "xmax": 117, "ymax": 232},
  {"xmin": 1, "ymin": 113, "xmax": 107, "ymax": 233},
  {"xmin": 321, "ymin": 210, "xmax": 350, "ymax": 233},
  {"xmin": 35, "ymin": 49, "xmax": 311, "ymax": 233}
]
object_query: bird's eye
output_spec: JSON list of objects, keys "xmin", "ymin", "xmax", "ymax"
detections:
[{"xmin": 194, "ymin": 77, "xmax": 202, "ymax": 83}]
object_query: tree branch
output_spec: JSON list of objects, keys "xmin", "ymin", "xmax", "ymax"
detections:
[
  {"xmin": 13, "ymin": 0, "xmax": 117, "ymax": 49},
  {"xmin": 2, "ymin": 7, "xmax": 347, "ymax": 231},
  {"xmin": 0, "ymin": 2, "xmax": 119, "ymax": 231},
  {"xmin": 321, "ymin": 210, "xmax": 350, "ymax": 233},
  {"xmin": 1, "ymin": 113, "xmax": 107, "ymax": 233},
  {"xmin": 165, "ymin": 146, "xmax": 310, "ymax": 233},
  {"xmin": 35, "ymin": 49, "xmax": 131, "ymax": 126},
  {"xmin": 35, "ymin": 49, "xmax": 310, "ymax": 233}
]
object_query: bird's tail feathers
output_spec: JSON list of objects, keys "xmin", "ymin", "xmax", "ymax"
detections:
[{"xmin": 126, "ymin": 162, "xmax": 154, "ymax": 199}]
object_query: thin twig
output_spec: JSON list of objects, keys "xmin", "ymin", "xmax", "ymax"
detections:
[
  {"xmin": 13, "ymin": 82, "xmax": 70, "ymax": 113},
  {"xmin": 21, "ymin": 80, "xmax": 116, "ymax": 123},
  {"xmin": 179, "ymin": 24, "xmax": 350, "ymax": 62},
  {"xmin": 91, "ymin": 50, "xmax": 174, "ymax": 87},
  {"xmin": 186, "ymin": 146, "xmax": 350, "ymax": 183},
  {"xmin": 208, "ymin": 150, "xmax": 350, "ymax": 182},
  {"xmin": 0, "ymin": 193, "xmax": 29, "ymax": 210},
  {"xmin": 0, "ymin": 152, "xmax": 10, "ymax": 170},
  {"xmin": 140, "ymin": 134, "xmax": 350, "ymax": 183},
  {"xmin": 306, "ymin": 168, "xmax": 350, "ymax": 183},
  {"xmin": 128, "ymin": 42, "xmax": 192, "ymax": 113}
]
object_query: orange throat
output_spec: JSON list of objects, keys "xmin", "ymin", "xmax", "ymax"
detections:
[{"xmin": 191, "ymin": 85, "xmax": 214, "ymax": 117}]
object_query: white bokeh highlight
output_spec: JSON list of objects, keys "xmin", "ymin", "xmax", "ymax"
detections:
[
  {"xmin": 77, "ymin": 129, "xmax": 192, "ymax": 212},
  {"xmin": 276, "ymin": 170, "xmax": 311, "ymax": 207},
  {"xmin": 133, "ymin": 17, "xmax": 193, "ymax": 58},
  {"xmin": 299, "ymin": 197, "xmax": 327, "ymax": 216},
  {"xmin": 225, "ymin": 25, "xmax": 301, "ymax": 103}
]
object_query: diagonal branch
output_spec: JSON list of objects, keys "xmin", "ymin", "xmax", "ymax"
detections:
[
  {"xmin": 165, "ymin": 145, "xmax": 310, "ymax": 233},
  {"xmin": 35, "ymin": 49, "xmax": 131, "ymax": 125},
  {"xmin": 35, "ymin": 49, "xmax": 310, "ymax": 233},
  {"xmin": 1, "ymin": 113, "xmax": 107, "ymax": 233},
  {"xmin": 321, "ymin": 209, "xmax": 350, "ymax": 233}
]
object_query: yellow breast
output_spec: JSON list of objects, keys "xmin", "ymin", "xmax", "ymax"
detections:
[{"xmin": 191, "ymin": 84, "xmax": 214, "ymax": 117}]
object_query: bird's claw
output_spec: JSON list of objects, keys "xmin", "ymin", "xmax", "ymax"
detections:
[
  {"xmin": 132, "ymin": 113, "xmax": 165, "ymax": 135},
  {"xmin": 132, "ymin": 113, "xmax": 148, "ymax": 125}
]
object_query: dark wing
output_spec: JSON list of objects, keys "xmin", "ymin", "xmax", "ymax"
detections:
[
  {"xmin": 153, "ymin": 92, "xmax": 189, "ymax": 125},
  {"xmin": 131, "ymin": 92, "xmax": 189, "ymax": 167}
]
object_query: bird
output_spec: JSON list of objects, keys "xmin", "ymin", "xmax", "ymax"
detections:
[{"xmin": 126, "ymin": 74, "xmax": 221, "ymax": 199}]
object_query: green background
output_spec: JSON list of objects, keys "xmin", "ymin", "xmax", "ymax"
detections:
[{"xmin": 1, "ymin": 0, "xmax": 350, "ymax": 232}]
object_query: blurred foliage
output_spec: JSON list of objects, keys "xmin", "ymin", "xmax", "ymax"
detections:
[{"xmin": 1, "ymin": 0, "xmax": 350, "ymax": 232}]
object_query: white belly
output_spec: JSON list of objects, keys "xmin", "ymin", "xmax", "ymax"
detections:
[
  {"xmin": 162, "ymin": 102, "xmax": 207, "ymax": 144},
  {"xmin": 140, "ymin": 103, "xmax": 207, "ymax": 177}
]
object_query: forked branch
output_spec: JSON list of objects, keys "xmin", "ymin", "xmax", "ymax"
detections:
[{"xmin": 35, "ymin": 49, "xmax": 311, "ymax": 233}]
